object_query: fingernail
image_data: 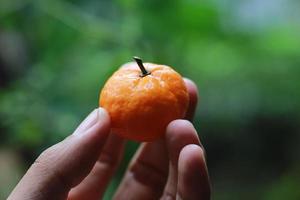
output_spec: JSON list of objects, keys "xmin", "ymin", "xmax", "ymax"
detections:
[
  {"xmin": 97, "ymin": 107, "xmax": 109, "ymax": 123},
  {"xmin": 73, "ymin": 108, "xmax": 100, "ymax": 135}
]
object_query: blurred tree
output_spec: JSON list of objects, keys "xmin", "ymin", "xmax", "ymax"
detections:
[{"xmin": 0, "ymin": 0, "xmax": 300, "ymax": 199}]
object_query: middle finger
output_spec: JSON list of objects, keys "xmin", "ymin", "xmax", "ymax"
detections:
[{"xmin": 113, "ymin": 139, "xmax": 169, "ymax": 200}]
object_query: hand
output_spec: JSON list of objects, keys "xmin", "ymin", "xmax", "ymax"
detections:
[{"xmin": 8, "ymin": 79, "xmax": 211, "ymax": 200}]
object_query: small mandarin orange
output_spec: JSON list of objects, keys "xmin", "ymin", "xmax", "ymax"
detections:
[{"xmin": 99, "ymin": 57, "xmax": 189, "ymax": 142}]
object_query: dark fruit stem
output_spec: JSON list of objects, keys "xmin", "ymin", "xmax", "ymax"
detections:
[{"xmin": 133, "ymin": 56, "xmax": 150, "ymax": 77}]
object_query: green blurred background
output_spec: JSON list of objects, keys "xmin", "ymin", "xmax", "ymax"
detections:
[{"xmin": 1, "ymin": 0, "xmax": 300, "ymax": 199}]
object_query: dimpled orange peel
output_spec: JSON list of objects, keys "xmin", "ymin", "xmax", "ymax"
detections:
[{"xmin": 99, "ymin": 57, "xmax": 189, "ymax": 142}]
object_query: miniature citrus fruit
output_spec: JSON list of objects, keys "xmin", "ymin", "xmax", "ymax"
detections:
[{"xmin": 99, "ymin": 57, "xmax": 189, "ymax": 142}]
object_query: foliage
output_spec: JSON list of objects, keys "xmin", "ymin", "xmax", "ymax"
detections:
[{"xmin": 0, "ymin": 0, "xmax": 300, "ymax": 199}]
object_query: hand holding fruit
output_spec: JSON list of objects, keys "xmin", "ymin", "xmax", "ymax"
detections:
[{"xmin": 8, "ymin": 59, "xmax": 210, "ymax": 200}]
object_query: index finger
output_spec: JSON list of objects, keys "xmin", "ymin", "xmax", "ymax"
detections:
[{"xmin": 183, "ymin": 78, "xmax": 199, "ymax": 122}]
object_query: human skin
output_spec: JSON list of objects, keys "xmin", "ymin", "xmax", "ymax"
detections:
[{"xmin": 7, "ymin": 78, "xmax": 211, "ymax": 200}]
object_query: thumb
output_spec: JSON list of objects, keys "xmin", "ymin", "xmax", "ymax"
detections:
[{"xmin": 8, "ymin": 108, "xmax": 110, "ymax": 200}]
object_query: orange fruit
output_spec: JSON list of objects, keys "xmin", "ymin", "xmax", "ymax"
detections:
[{"xmin": 99, "ymin": 57, "xmax": 189, "ymax": 142}]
